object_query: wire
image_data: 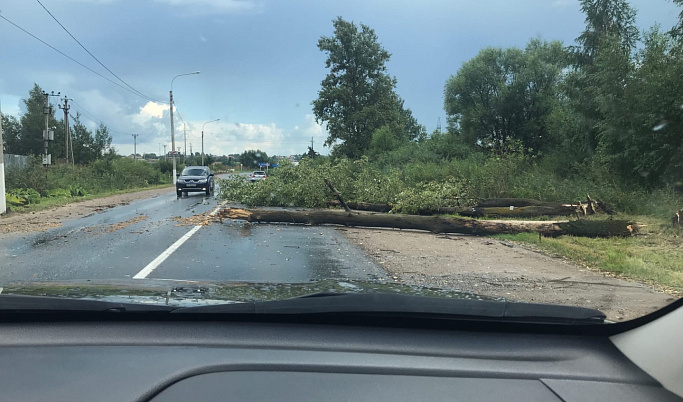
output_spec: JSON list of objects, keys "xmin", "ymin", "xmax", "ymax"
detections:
[
  {"xmin": 0, "ymin": 13, "xmax": 166, "ymax": 104},
  {"xmin": 69, "ymin": 100, "xmax": 133, "ymax": 138},
  {"xmin": 34, "ymin": 0, "xmax": 164, "ymax": 104}
]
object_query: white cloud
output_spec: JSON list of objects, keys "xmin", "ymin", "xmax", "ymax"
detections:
[{"xmin": 139, "ymin": 102, "xmax": 167, "ymax": 119}]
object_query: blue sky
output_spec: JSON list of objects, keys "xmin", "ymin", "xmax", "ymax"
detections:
[{"xmin": 0, "ymin": 0, "xmax": 679, "ymax": 157}]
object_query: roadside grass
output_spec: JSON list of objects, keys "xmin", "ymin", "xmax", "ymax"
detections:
[
  {"xmin": 493, "ymin": 215, "xmax": 683, "ymax": 294},
  {"xmin": 4, "ymin": 183, "xmax": 173, "ymax": 214}
]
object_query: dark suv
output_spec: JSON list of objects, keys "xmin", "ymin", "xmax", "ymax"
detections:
[{"xmin": 176, "ymin": 166, "xmax": 214, "ymax": 197}]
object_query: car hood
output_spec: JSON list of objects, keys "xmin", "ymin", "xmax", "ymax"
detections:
[
  {"xmin": 179, "ymin": 175, "xmax": 208, "ymax": 180},
  {"xmin": 0, "ymin": 278, "xmax": 495, "ymax": 307}
]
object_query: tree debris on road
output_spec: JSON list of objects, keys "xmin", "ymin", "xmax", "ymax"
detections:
[{"xmin": 218, "ymin": 207, "xmax": 638, "ymax": 237}]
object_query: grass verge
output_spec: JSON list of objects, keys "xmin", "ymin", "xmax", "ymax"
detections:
[
  {"xmin": 493, "ymin": 215, "xmax": 683, "ymax": 295},
  {"xmin": 4, "ymin": 183, "xmax": 173, "ymax": 214}
]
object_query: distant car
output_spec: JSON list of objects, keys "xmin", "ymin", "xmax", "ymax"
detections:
[
  {"xmin": 176, "ymin": 166, "xmax": 214, "ymax": 197},
  {"xmin": 249, "ymin": 171, "xmax": 267, "ymax": 182}
]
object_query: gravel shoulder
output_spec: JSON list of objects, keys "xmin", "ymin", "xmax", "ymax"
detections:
[
  {"xmin": 0, "ymin": 187, "xmax": 173, "ymax": 236},
  {"xmin": 338, "ymin": 227, "xmax": 677, "ymax": 322}
]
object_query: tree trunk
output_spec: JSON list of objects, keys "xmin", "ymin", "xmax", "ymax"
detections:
[
  {"xmin": 325, "ymin": 200, "xmax": 393, "ymax": 213},
  {"xmin": 475, "ymin": 198, "xmax": 547, "ymax": 207},
  {"xmin": 456, "ymin": 205, "xmax": 578, "ymax": 218},
  {"xmin": 219, "ymin": 208, "xmax": 636, "ymax": 238},
  {"xmin": 325, "ymin": 201, "xmax": 578, "ymax": 217}
]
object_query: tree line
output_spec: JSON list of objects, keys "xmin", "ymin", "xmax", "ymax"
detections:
[
  {"xmin": 2, "ymin": 84, "xmax": 113, "ymax": 164},
  {"xmin": 313, "ymin": 1, "xmax": 683, "ymax": 190}
]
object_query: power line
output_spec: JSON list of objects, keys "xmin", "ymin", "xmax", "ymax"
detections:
[
  {"xmin": 35, "ymin": 0, "xmax": 163, "ymax": 104},
  {"xmin": 69, "ymin": 100, "xmax": 126, "ymax": 134},
  {"xmin": 0, "ymin": 13, "xmax": 166, "ymax": 104}
]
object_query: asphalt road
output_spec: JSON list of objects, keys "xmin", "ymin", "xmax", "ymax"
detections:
[{"xmin": 0, "ymin": 178, "xmax": 387, "ymax": 284}]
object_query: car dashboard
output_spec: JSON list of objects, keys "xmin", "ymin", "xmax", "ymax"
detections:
[{"xmin": 0, "ymin": 318, "xmax": 681, "ymax": 401}]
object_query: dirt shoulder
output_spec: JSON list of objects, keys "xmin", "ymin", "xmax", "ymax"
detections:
[
  {"xmin": 339, "ymin": 227, "xmax": 677, "ymax": 322},
  {"xmin": 0, "ymin": 186, "xmax": 173, "ymax": 235}
]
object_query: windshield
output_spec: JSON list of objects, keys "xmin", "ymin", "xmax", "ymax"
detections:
[
  {"xmin": 0, "ymin": 0, "xmax": 681, "ymax": 323},
  {"xmin": 181, "ymin": 168, "xmax": 207, "ymax": 176}
]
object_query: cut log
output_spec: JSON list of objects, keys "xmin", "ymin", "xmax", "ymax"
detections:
[{"xmin": 218, "ymin": 208, "xmax": 636, "ymax": 238}]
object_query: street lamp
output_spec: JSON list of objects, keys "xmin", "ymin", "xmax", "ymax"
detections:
[
  {"xmin": 170, "ymin": 71, "xmax": 200, "ymax": 183},
  {"xmin": 201, "ymin": 118, "xmax": 220, "ymax": 166}
]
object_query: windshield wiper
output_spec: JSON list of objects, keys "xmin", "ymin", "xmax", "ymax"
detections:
[
  {"xmin": 172, "ymin": 293, "xmax": 606, "ymax": 324},
  {"xmin": 0, "ymin": 294, "xmax": 176, "ymax": 313}
]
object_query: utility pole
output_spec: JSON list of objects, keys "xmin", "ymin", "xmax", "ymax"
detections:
[
  {"xmin": 42, "ymin": 91, "xmax": 58, "ymax": 166},
  {"xmin": 0, "ymin": 102, "xmax": 5, "ymax": 215},
  {"xmin": 189, "ymin": 143, "xmax": 192, "ymax": 156},
  {"xmin": 311, "ymin": 136, "xmax": 314, "ymax": 151},
  {"xmin": 163, "ymin": 144, "xmax": 167, "ymax": 160},
  {"xmin": 169, "ymin": 90, "xmax": 176, "ymax": 180},
  {"xmin": 132, "ymin": 134, "xmax": 139, "ymax": 161},
  {"xmin": 170, "ymin": 71, "xmax": 199, "ymax": 184},
  {"xmin": 59, "ymin": 97, "xmax": 71, "ymax": 164},
  {"xmin": 183, "ymin": 123, "xmax": 187, "ymax": 159},
  {"xmin": 201, "ymin": 119, "xmax": 219, "ymax": 166}
]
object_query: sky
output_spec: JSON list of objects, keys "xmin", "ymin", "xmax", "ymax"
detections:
[{"xmin": 0, "ymin": 0, "xmax": 680, "ymax": 157}]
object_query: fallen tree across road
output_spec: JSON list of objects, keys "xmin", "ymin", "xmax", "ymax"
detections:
[
  {"xmin": 218, "ymin": 208, "xmax": 637, "ymax": 237},
  {"xmin": 325, "ymin": 200, "xmax": 580, "ymax": 217}
]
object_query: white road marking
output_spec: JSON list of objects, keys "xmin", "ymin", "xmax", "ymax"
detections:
[{"xmin": 133, "ymin": 202, "xmax": 225, "ymax": 279}]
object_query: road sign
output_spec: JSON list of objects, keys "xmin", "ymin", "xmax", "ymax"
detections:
[{"xmin": 258, "ymin": 162, "xmax": 270, "ymax": 167}]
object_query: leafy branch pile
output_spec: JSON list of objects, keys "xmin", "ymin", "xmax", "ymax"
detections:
[{"xmin": 217, "ymin": 158, "xmax": 471, "ymax": 214}]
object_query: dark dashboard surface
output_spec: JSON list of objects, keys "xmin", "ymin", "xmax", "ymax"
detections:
[{"xmin": 0, "ymin": 321, "xmax": 680, "ymax": 401}]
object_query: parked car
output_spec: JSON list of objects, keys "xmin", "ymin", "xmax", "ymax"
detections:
[
  {"xmin": 176, "ymin": 166, "xmax": 214, "ymax": 197},
  {"xmin": 249, "ymin": 171, "xmax": 267, "ymax": 182}
]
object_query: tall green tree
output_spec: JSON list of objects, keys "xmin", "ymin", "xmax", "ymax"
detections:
[
  {"xmin": 70, "ymin": 113, "xmax": 96, "ymax": 164},
  {"xmin": 313, "ymin": 17, "xmax": 421, "ymax": 158},
  {"xmin": 93, "ymin": 122, "xmax": 112, "ymax": 157},
  {"xmin": 1, "ymin": 114, "xmax": 22, "ymax": 154},
  {"xmin": 593, "ymin": 27, "xmax": 683, "ymax": 186},
  {"xmin": 561, "ymin": 0, "xmax": 639, "ymax": 158},
  {"xmin": 444, "ymin": 39, "xmax": 567, "ymax": 154},
  {"xmin": 574, "ymin": 0, "xmax": 639, "ymax": 66},
  {"xmin": 238, "ymin": 149, "xmax": 269, "ymax": 168},
  {"xmin": 18, "ymin": 84, "xmax": 64, "ymax": 157}
]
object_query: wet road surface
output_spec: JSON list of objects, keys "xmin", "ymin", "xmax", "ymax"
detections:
[{"xmin": 0, "ymin": 180, "xmax": 386, "ymax": 284}]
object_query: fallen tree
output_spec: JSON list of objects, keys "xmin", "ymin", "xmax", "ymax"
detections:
[
  {"xmin": 219, "ymin": 208, "xmax": 637, "ymax": 237},
  {"xmin": 325, "ymin": 194, "xmax": 611, "ymax": 218},
  {"xmin": 325, "ymin": 200, "xmax": 578, "ymax": 217}
]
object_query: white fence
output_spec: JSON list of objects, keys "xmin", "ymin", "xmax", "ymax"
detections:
[{"xmin": 3, "ymin": 154, "xmax": 29, "ymax": 168}]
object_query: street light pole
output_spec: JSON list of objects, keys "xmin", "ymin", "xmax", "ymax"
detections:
[
  {"xmin": 170, "ymin": 71, "xmax": 199, "ymax": 183},
  {"xmin": 201, "ymin": 118, "xmax": 220, "ymax": 166}
]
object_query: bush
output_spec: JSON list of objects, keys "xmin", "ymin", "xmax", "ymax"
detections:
[
  {"xmin": 7, "ymin": 188, "xmax": 41, "ymax": 205},
  {"xmin": 4, "ymin": 156, "xmax": 171, "ymax": 208},
  {"xmin": 44, "ymin": 188, "xmax": 72, "ymax": 198}
]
